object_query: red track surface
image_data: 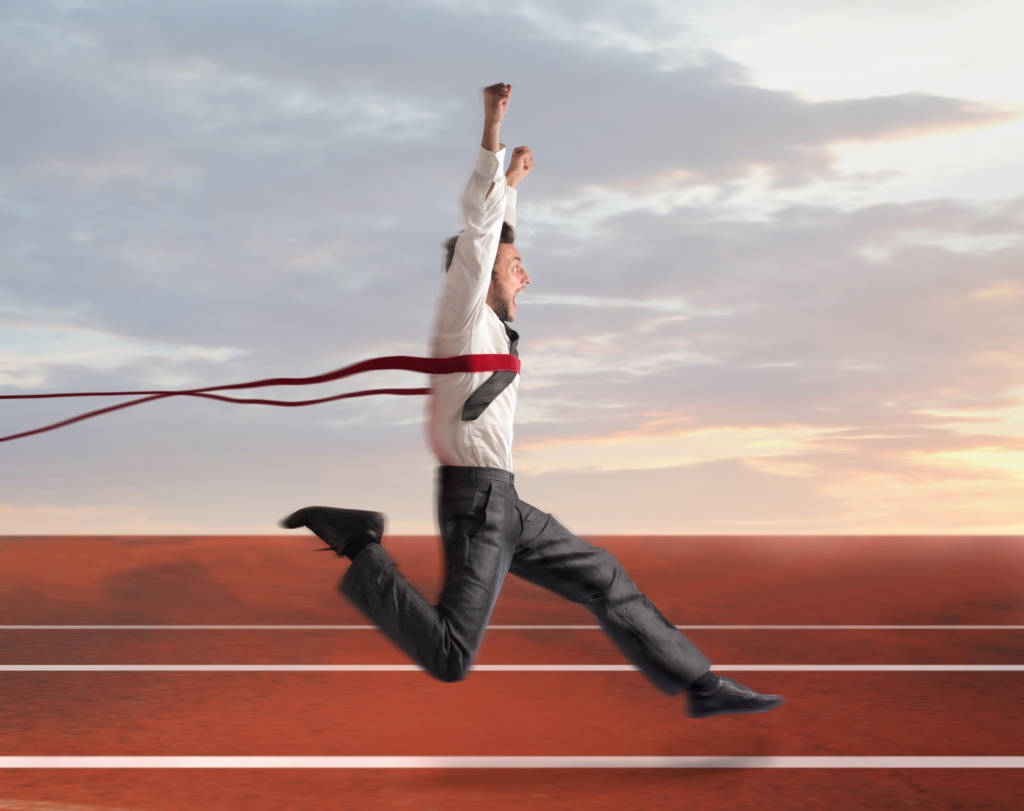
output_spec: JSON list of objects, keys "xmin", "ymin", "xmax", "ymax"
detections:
[{"xmin": 0, "ymin": 535, "xmax": 1022, "ymax": 809}]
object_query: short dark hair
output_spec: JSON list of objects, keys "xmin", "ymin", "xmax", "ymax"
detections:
[{"xmin": 443, "ymin": 222, "xmax": 515, "ymax": 273}]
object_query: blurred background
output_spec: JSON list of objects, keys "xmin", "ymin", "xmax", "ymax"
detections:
[{"xmin": 2, "ymin": 0, "xmax": 1021, "ymax": 535}]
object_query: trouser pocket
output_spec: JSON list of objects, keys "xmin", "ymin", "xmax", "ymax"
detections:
[{"xmin": 441, "ymin": 481, "xmax": 494, "ymax": 568}]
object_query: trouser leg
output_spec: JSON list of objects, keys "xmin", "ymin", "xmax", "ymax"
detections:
[
  {"xmin": 339, "ymin": 466, "xmax": 518, "ymax": 682},
  {"xmin": 510, "ymin": 497, "xmax": 711, "ymax": 695}
]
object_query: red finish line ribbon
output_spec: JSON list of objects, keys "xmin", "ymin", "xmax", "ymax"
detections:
[{"xmin": 0, "ymin": 353, "xmax": 520, "ymax": 443}]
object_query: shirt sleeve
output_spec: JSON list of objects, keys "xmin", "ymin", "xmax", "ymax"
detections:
[
  {"xmin": 504, "ymin": 185, "xmax": 517, "ymax": 233},
  {"xmin": 437, "ymin": 146, "xmax": 507, "ymax": 335}
]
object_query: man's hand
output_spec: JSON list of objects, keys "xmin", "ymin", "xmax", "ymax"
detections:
[
  {"xmin": 483, "ymin": 83, "xmax": 510, "ymax": 125},
  {"xmin": 481, "ymin": 82, "xmax": 510, "ymax": 153},
  {"xmin": 505, "ymin": 146, "xmax": 533, "ymax": 188}
]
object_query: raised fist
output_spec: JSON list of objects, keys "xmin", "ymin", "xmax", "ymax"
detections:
[
  {"xmin": 483, "ymin": 82, "xmax": 511, "ymax": 124},
  {"xmin": 506, "ymin": 145, "xmax": 534, "ymax": 188}
]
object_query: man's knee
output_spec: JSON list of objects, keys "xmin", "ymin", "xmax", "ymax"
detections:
[
  {"xmin": 433, "ymin": 653, "xmax": 472, "ymax": 683},
  {"xmin": 426, "ymin": 630, "xmax": 477, "ymax": 683},
  {"xmin": 437, "ymin": 662, "xmax": 470, "ymax": 683}
]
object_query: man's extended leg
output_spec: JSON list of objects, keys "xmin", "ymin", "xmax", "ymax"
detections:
[
  {"xmin": 509, "ymin": 496, "xmax": 709, "ymax": 694},
  {"xmin": 285, "ymin": 466, "xmax": 519, "ymax": 683},
  {"xmin": 509, "ymin": 495, "xmax": 783, "ymax": 716}
]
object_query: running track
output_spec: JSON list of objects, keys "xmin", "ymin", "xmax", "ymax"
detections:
[{"xmin": 0, "ymin": 535, "xmax": 1021, "ymax": 809}]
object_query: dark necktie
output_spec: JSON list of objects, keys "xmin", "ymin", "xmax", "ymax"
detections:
[{"xmin": 460, "ymin": 323, "xmax": 520, "ymax": 421}]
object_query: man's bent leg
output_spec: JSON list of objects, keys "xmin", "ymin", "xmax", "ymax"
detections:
[
  {"xmin": 509, "ymin": 497, "xmax": 711, "ymax": 695},
  {"xmin": 341, "ymin": 466, "xmax": 519, "ymax": 683}
]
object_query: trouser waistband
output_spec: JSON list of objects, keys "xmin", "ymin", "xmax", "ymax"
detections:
[{"xmin": 439, "ymin": 465, "xmax": 515, "ymax": 487}]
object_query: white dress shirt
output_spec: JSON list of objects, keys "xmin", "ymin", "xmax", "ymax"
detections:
[{"xmin": 427, "ymin": 145, "xmax": 520, "ymax": 472}]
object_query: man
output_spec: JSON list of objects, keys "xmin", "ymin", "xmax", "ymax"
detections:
[{"xmin": 282, "ymin": 83, "xmax": 783, "ymax": 719}]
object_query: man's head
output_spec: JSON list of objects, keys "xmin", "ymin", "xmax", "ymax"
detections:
[
  {"xmin": 443, "ymin": 222, "xmax": 530, "ymax": 322},
  {"xmin": 487, "ymin": 240, "xmax": 530, "ymax": 322}
]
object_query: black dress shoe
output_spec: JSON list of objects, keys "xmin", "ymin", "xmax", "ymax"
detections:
[
  {"xmin": 280, "ymin": 506, "xmax": 384, "ymax": 557},
  {"xmin": 687, "ymin": 676, "xmax": 785, "ymax": 719}
]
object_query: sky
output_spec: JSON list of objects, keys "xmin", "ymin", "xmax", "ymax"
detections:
[{"xmin": 2, "ymin": 0, "xmax": 1022, "ymax": 535}]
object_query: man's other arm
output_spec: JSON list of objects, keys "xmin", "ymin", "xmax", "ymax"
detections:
[{"xmin": 502, "ymin": 144, "xmax": 534, "ymax": 235}]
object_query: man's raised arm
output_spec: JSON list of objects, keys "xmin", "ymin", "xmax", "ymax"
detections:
[
  {"xmin": 438, "ymin": 84, "xmax": 515, "ymax": 331},
  {"xmin": 481, "ymin": 82, "xmax": 508, "ymax": 154}
]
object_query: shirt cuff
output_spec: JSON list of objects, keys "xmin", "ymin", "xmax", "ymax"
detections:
[
  {"xmin": 474, "ymin": 145, "xmax": 506, "ymax": 182},
  {"xmin": 504, "ymin": 186, "xmax": 518, "ymax": 231}
]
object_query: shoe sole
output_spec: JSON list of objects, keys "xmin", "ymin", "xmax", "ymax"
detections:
[{"xmin": 688, "ymin": 696, "xmax": 785, "ymax": 719}]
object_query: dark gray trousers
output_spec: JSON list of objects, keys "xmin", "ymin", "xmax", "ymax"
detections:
[{"xmin": 340, "ymin": 465, "xmax": 711, "ymax": 694}]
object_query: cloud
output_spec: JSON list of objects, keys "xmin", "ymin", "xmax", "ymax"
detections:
[
  {"xmin": 968, "ymin": 280, "xmax": 1024, "ymax": 302},
  {"xmin": 517, "ymin": 459, "xmax": 843, "ymax": 534},
  {"xmin": 509, "ymin": 195, "xmax": 1024, "ymax": 515},
  {"xmin": 2, "ymin": 1, "xmax": 1021, "ymax": 533},
  {"xmin": 516, "ymin": 422, "xmax": 836, "ymax": 475},
  {"xmin": 1, "ymin": 323, "xmax": 245, "ymax": 386},
  {"xmin": 0, "ymin": 501, "xmax": 203, "ymax": 535}
]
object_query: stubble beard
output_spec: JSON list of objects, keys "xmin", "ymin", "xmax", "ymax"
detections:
[{"xmin": 492, "ymin": 297, "xmax": 514, "ymax": 322}]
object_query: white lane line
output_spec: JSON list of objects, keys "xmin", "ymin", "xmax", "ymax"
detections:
[
  {"xmin": 0, "ymin": 664, "xmax": 1020, "ymax": 672},
  {"xmin": 0, "ymin": 756, "xmax": 1021, "ymax": 769},
  {"xmin": 1, "ymin": 625, "xmax": 1021, "ymax": 630},
  {"xmin": 0, "ymin": 798, "xmax": 132, "ymax": 811}
]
